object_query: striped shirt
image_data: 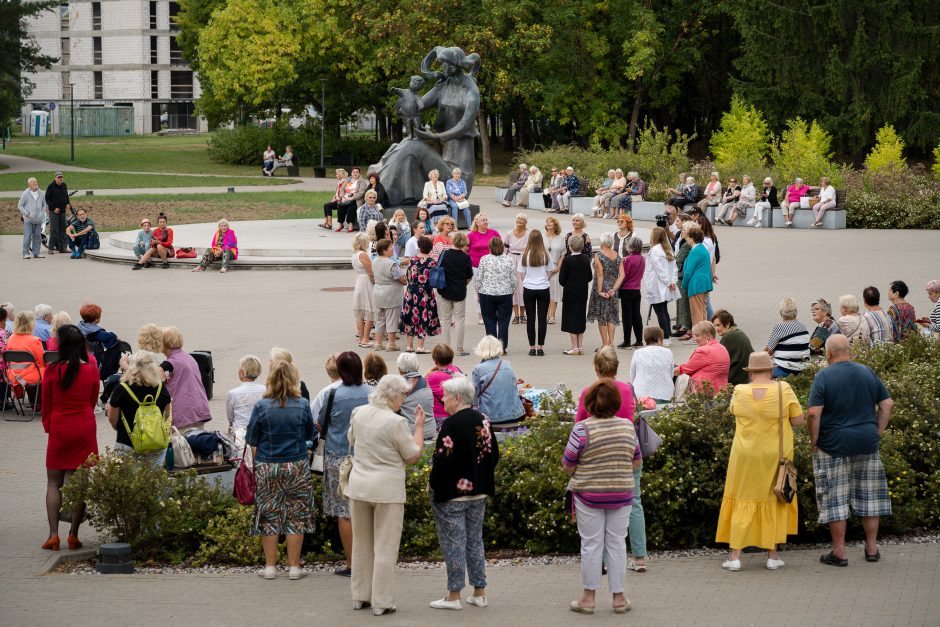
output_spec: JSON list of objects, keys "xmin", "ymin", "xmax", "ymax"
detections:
[
  {"xmin": 563, "ymin": 418, "xmax": 640, "ymax": 509},
  {"xmin": 766, "ymin": 320, "xmax": 810, "ymax": 373},
  {"xmin": 928, "ymin": 299, "xmax": 940, "ymax": 333},
  {"xmin": 860, "ymin": 309, "xmax": 891, "ymax": 345}
]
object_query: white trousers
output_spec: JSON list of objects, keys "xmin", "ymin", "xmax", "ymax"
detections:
[
  {"xmin": 753, "ymin": 201, "xmax": 770, "ymax": 222},
  {"xmin": 575, "ymin": 498, "xmax": 631, "ymax": 593}
]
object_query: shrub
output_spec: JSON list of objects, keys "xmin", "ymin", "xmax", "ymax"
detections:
[
  {"xmin": 842, "ymin": 166, "xmax": 940, "ymax": 229},
  {"xmin": 709, "ymin": 96, "xmax": 771, "ymax": 174},
  {"xmin": 61, "ymin": 453, "xmax": 233, "ymax": 562},
  {"xmin": 769, "ymin": 117, "xmax": 838, "ymax": 188},
  {"xmin": 193, "ymin": 505, "xmax": 276, "ymax": 566},
  {"xmin": 933, "ymin": 140, "xmax": 940, "ymax": 179},
  {"xmin": 633, "ymin": 122, "xmax": 694, "ymax": 201},
  {"xmin": 864, "ymin": 124, "xmax": 907, "ymax": 173}
]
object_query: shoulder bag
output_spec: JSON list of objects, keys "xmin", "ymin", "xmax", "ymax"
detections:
[
  {"xmin": 311, "ymin": 388, "xmax": 336, "ymax": 475},
  {"xmin": 170, "ymin": 426, "xmax": 196, "ymax": 469},
  {"xmin": 233, "ymin": 443, "xmax": 256, "ymax": 505},
  {"xmin": 773, "ymin": 381, "xmax": 798, "ymax": 503},
  {"xmin": 428, "ymin": 250, "xmax": 448, "ymax": 290}
]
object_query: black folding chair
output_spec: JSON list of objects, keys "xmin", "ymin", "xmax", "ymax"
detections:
[{"xmin": 2, "ymin": 350, "xmax": 43, "ymax": 422}]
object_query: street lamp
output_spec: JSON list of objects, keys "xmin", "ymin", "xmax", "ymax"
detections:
[
  {"xmin": 69, "ymin": 82, "xmax": 75, "ymax": 161},
  {"xmin": 320, "ymin": 79, "xmax": 327, "ymax": 171}
]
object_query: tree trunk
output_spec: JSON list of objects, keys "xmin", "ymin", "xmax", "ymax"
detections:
[
  {"xmin": 477, "ymin": 109, "xmax": 492, "ymax": 175},
  {"xmin": 627, "ymin": 82, "xmax": 646, "ymax": 151}
]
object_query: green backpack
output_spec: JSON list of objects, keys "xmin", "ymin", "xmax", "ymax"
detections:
[{"xmin": 119, "ymin": 382, "xmax": 170, "ymax": 453}]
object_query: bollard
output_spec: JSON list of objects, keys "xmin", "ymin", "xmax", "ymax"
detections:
[
  {"xmin": 96, "ymin": 543, "xmax": 134, "ymax": 574},
  {"xmin": 227, "ymin": 187, "xmax": 235, "ymax": 193},
  {"xmin": 85, "ymin": 190, "xmax": 94, "ymax": 196}
]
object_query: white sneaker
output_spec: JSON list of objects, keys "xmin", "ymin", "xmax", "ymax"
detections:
[
  {"xmin": 258, "ymin": 566, "xmax": 277, "ymax": 580},
  {"xmin": 766, "ymin": 558, "xmax": 785, "ymax": 570},
  {"xmin": 465, "ymin": 596, "xmax": 488, "ymax": 607},
  {"xmin": 721, "ymin": 559, "xmax": 741, "ymax": 572},
  {"xmin": 663, "ymin": 338, "xmax": 672, "ymax": 347},
  {"xmin": 745, "ymin": 219, "xmax": 755, "ymax": 225},
  {"xmin": 288, "ymin": 566, "xmax": 307, "ymax": 580},
  {"xmin": 754, "ymin": 222, "xmax": 762, "ymax": 228},
  {"xmin": 430, "ymin": 597, "xmax": 463, "ymax": 610}
]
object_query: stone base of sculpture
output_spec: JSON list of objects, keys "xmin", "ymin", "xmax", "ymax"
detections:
[{"xmin": 381, "ymin": 204, "xmax": 480, "ymax": 231}]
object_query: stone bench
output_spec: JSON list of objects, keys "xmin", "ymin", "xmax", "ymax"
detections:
[{"xmin": 772, "ymin": 189, "xmax": 846, "ymax": 229}]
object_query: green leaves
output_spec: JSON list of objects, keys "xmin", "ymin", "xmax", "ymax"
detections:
[
  {"xmin": 769, "ymin": 117, "xmax": 836, "ymax": 188},
  {"xmin": 709, "ymin": 96, "xmax": 771, "ymax": 173},
  {"xmin": 864, "ymin": 124, "xmax": 907, "ymax": 174}
]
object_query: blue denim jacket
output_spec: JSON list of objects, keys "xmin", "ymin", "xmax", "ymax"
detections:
[
  {"xmin": 316, "ymin": 384, "xmax": 371, "ymax": 456},
  {"xmin": 472, "ymin": 358, "xmax": 524, "ymax": 423},
  {"xmin": 246, "ymin": 397, "xmax": 314, "ymax": 463}
]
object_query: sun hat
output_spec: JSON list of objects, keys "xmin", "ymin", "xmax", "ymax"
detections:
[
  {"xmin": 140, "ymin": 218, "xmax": 152, "ymax": 226},
  {"xmin": 743, "ymin": 351, "xmax": 774, "ymax": 373}
]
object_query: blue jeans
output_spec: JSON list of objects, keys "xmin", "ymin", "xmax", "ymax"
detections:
[
  {"xmin": 706, "ymin": 293, "xmax": 714, "ymax": 320},
  {"xmin": 448, "ymin": 200, "xmax": 472, "ymax": 230},
  {"xmin": 432, "ymin": 498, "xmax": 488, "ymax": 591},
  {"xmin": 629, "ymin": 464, "xmax": 647, "ymax": 557},
  {"xmin": 772, "ymin": 366, "xmax": 797, "ymax": 379},
  {"xmin": 22, "ymin": 221, "xmax": 42, "ymax": 256},
  {"xmin": 68, "ymin": 234, "xmax": 90, "ymax": 255},
  {"xmin": 479, "ymin": 293, "xmax": 513, "ymax": 350}
]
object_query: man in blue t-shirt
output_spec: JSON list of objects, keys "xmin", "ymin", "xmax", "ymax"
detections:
[{"xmin": 807, "ymin": 335, "xmax": 894, "ymax": 568}]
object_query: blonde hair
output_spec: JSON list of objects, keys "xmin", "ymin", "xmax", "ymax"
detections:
[
  {"xmin": 451, "ymin": 231, "xmax": 469, "ymax": 249},
  {"xmin": 593, "ymin": 346, "xmax": 619, "ymax": 377},
  {"xmin": 436, "ymin": 216, "xmax": 456, "ymax": 233},
  {"xmin": 392, "ymin": 209, "xmax": 406, "ymax": 223},
  {"xmin": 779, "ymin": 297, "xmax": 798, "ymax": 320},
  {"xmin": 692, "ymin": 320, "xmax": 717, "ymax": 339},
  {"xmin": 137, "ymin": 323, "xmax": 164, "ymax": 353},
  {"xmin": 471, "ymin": 213, "xmax": 488, "ymax": 232},
  {"xmin": 265, "ymin": 360, "xmax": 301, "ymax": 407},
  {"xmin": 521, "ymin": 229, "xmax": 549, "ymax": 267},
  {"xmin": 239, "ymin": 354, "xmax": 262, "ymax": 380},
  {"xmin": 352, "ymin": 232, "xmax": 370, "ymax": 252},
  {"xmin": 121, "ymin": 351, "xmax": 163, "ymax": 388},
  {"xmin": 324, "ymin": 353, "xmax": 340, "ymax": 380},
  {"xmin": 269, "ymin": 346, "xmax": 294, "ymax": 363},
  {"xmin": 50, "ymin": 311, "xmax": 72, "ymax": 336},
  {"xmin": 162, "ymin": 326, "xmax": 184, "ymax": 350},
  {"xmin": 217, "ymin": 218, "xmax": 230, "ymax": 228},
  {"xmin": 475, "ymin": 335, "xmax": 504, "ymax": 360},
  {"xmin": 13, "ymin": 311, "xmax": 34, "ymax": 335},
  {"xmin": 839, "ymin": 294, "xmax": 859, "ymax": 313},
  {"xmin": 544, "ymin": 216, "xmax": 561, "ymax": 235}
]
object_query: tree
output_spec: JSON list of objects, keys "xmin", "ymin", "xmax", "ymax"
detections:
[
  {"xmin": 0, "ymin": 0, "xmax": 58, "ymax": 126},
  {"xmin": 933, "ymin": 140, "xmax": 940, "ymax": 179},
  {"xmin": 864, "ymin": 124, "xmax": 906, "ymax": 173},
  {"xmin": 769, "ymin": 117, "xmax": 836, "ymax": 187},
  {"xmin": 709, "ymin": 96, "xmax": 770, "ymax": 172}
]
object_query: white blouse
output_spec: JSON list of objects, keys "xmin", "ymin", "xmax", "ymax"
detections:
[
  {"xmin": 475, "ymin": 254, "xmax": 517, "ymax": 296},
  {"xmin": 630, "ymin": 346, "xmax": 675, "ymax": 401}
]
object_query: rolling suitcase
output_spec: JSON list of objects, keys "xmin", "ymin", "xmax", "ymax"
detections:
[{"xmin": 190, "ymin": 350, "xmax": 215, "ymax": 400}]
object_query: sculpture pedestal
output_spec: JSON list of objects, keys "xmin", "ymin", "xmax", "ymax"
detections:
[{"xmin": 381, "ymin": 205, "xmax": 480, "ymax": 230}]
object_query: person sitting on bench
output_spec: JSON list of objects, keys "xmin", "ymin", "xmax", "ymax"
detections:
[{"xmin": 265, "ymin": 145, "xmax": 293, "ymax": 176}]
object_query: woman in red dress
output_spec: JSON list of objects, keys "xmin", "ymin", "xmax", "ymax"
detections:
[{"xmin": 41, "ymin": 324, "xmax": 99, "ymax": 551}]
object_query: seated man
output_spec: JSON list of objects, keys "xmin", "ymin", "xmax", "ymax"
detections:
[
  {"xmin": 674, "ymin": 321, "xmax": 730, "ymax": 395},
  {"xmin": 65, "ymin": 208, "xmax": 96, "ymax": 259},
  {"xmin": 591, "ymin": 169, "xmax": 616, "ymax": 217},
  {"xmin": 501, "ymin": 163, "xmax": 529, "ymax": 206},
  {"xmin": 266, "ymin": 145, "xmax": 294, "ymax": 176},
  {"xmin": 33, "ymin": 304, "xmax": 53, "ymax": 343},
  {"xmin": 551, "ymin": 166, "xmax": 580, "ymax": 213}
]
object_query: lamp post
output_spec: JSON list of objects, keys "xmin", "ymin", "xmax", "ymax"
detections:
[
  {"xmin": 69, "ymin": 83, "xmax": 75, "ymax": 161},
  {"xmin": 319, "ymin": 79, "xmax": 326, "ymax": 171}
]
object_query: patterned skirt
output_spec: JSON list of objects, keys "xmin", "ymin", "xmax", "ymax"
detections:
[
  {"xmin": 322, "ymin": 454, "xmax": 351, "ymax": 518},
  {"xmin": 251, "ymin": 459, "xmax": 317, "ymax": 536}
]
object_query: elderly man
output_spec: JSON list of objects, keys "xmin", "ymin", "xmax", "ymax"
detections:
[
  {"xmin": 18, "ymin": 177, "xmax": 47, "ymax": 259},
  {"xmin": 807, "ymin": 335, "xmax": 893, "ymax": 567},
  {"xmin": 44, "ymin": 171, "xmax": 71, "ymax": 254},
  {"xmin": 33, "ymin": 304, "xmax": 53, "ymax": 342},
  {"xmin": 859, "ymin": 286, "xmax": 892, "ymax": 346},
  {"xmin": 552, "ymin": 166, "xmax": 580, "ymax": 213}
]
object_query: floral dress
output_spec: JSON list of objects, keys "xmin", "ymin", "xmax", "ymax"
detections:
[
  {"xmin": 400, "ymin": 256, "xmax": 441, "ymax": 338},
  {"xmin": 587, "ymin": 252, "xmax": 621, "ymax": 325}
]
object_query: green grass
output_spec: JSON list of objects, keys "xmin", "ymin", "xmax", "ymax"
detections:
[{"xmin": 0, "ymin": 171, "xmax": 299, "ymax": 191}]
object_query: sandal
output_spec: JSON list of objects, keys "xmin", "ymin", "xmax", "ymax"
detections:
[
  {"xmin": 820, "ymin": 551, "xmax": 848, "ymax": 567},
  {"xmin": 318, "ymin": 223, "xmax": 332, "ymax": 230},
  {"xmin": 512, "ymin": 316, "xmax": 520, "ymax": 324},
  {"xmin": 547, "ymin": 317, "xmax": 556, "ymax": 324},
  {"xmin": 627, "ymin": 558, "xmax": 647, "ymax": 573},
  {"xmin": 569, "ymin": 601, "xmax": 594, "ymax": 615},
  {"xmin": 415, "ymin": 347, "xmax": 430, "ymax": 354},
  {"xmin": 613, "ymin": 600, "xmax": 632, "ymax": 614}
]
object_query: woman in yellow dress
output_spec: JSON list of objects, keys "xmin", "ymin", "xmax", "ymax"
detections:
[{"xmin": 716, "ymin": 352, "xmax": 804, "ymax": 571}]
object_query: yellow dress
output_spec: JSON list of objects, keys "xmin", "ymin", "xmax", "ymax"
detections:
[{"xmin": 715, "ymin": 383, "xmax": 802, "ymax": 549}]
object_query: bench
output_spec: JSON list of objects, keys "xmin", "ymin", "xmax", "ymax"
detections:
[
  {"xmin": 271, "ymin": 156, "xmax": 300, "ymax": 177},
  {"xmin": 772, "ymin": 189, "xmax": 846, "ymax": 229}
]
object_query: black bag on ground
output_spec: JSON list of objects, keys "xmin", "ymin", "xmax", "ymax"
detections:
[{"xmin": 190, "ymin": 350, "xmax": 215, "ymax": 400}]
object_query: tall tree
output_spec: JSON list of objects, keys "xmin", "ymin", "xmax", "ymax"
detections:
[{"xmin": 0, "ymin": 0, "xmax": 58, "ymax": 126}]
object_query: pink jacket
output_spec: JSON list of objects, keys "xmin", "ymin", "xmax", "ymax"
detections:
[
  {"xmin": 678, "ymin": 339, "xmax": 730, "ymax": 395},
  {"xmin": 786, "ymin": 184, "xmax": 810, "ymax": 203}
]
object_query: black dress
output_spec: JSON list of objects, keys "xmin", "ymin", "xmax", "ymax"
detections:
[
  {"xmin": 558, "ymin": 253, "xmax": 593, "ymax": 334},
  {"xmin": 371, "ymin": 182, "xmax": 390, "ymax": 208}
]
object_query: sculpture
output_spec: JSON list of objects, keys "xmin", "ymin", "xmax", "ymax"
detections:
[
  {"xmin": 390, "ymin": 75, "xmax": 426, "ymax": 139},
  {"xmin": 370, "ymin": 46, "xmax": 481, "ymax": 206}
]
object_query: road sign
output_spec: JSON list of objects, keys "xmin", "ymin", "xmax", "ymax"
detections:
[{"xmin": 48, "ymin": 102, "xmax": 57, "ymax": 110}]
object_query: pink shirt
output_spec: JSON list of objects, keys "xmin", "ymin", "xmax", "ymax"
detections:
[
  {"xmin": 467, "ymin": 229, "xmax": 501, "ymax": 267},
  {"xmin": 786, "ymin": 184, "xmax": 810, "ymax": 203},
  {"xmin": 574, "ymin": 380, "xmax": 635, "ymax": 423},
  {"xmin": 426, "ymin": 365, "xmax": 464, "ymax": 421},
  {"xmin": 621, "ymin": 254, "xmax": 645, "ymax": 291},
  {"xmin": 678, "ymin": 339, "xmax": 730, "ymax": 395}
]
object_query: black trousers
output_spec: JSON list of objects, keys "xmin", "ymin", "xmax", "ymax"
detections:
[
  {"xmin": 522, "ymin": 287, "xmax": 550, "ymax": 346},
  {"xmin": 619, "ymin": 289, "xmax": 643, "ymax": 344},
  {"xmin": 323, "ymin": 200, "xmax": 340, "ymax": 219},
  {"xmin": 651, "ymin": 301, "xmax": 671, "ymax": 340},
  {"xmin": 48, "ymin": 209, "xmax": 68, "ymax": 251},
  {"xmin": 337, "ymin": 200, "xmax": 357, "ymax": 225},
  {"xmin": 480, "ymin": 293, "xmax": 513, "ymax": 350}
]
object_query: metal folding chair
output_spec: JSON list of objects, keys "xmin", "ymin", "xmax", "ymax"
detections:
[{"xmin": 2, "ymin": 350, "xmax": 43, "ymax": 422}]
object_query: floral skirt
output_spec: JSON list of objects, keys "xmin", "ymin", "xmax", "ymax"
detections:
[
  {"xmin": 251, "ymin": 459, "xmax": 316, "ymax": 536},
  {"xmin": 322, "ymin": 454, "xmax": 351, "ymax": 518}
]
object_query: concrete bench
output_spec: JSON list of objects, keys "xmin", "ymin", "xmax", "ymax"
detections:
[{"xmin": 772, "ymin": 189, "xmax": 846, "ymax": 229}]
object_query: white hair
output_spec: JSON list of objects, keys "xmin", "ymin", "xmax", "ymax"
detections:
[
  {"xmin": 599, "ymin": 232, "xmax": 614, "ymax": 248},
  {"xmin": 711, "ymin": 171, "xmax": 719, "ymax": 179},
  {"xmin": 627, "ymin": 171, "xmax": 638, "ymax": 179},
  {"xmin": 396, "ymin": 352, "xmax": 419, "ymax": 374},
  {"xmin": 121, "ymin": 351, "xmax": 163, "ymax": 388},
  {"xmin": 685, "ymin": 176, "xmax": 696, "ymax": 184},
  {"xmin": 515, "ymin": 212, "xmax": 528, "ymax": 222},
  {"xmin": 369, "ymin": 374, "xmax": 410, "ymax": 409},
  {"xmin": 475, "ymin": 336, "xmax": 504, "ymax": 360},
  {"xmin": 442, "ymin": 375, "xmax": 476, "ymax": 405},
  {"xmin": 795, "ymin": 177, "xmax": 804, "ymax": 184},
  {"xmin": 452, "ymin": 167, "xmax": 462, "ymax": 176},
  {"xmin": 572, "ymin": 213, "xmax": 585, "ymax": 223},
  {"xmin": 34, "ymin": 304, "xmax": 52, "ymax": 319},
  {"xmin": 519, "ymin": 163, "xmax": 528, "ymax": 170},
  {"xmin": 764, "ymin": 177, "xmax": 773, "ymax": 185},
  {"xmin": 27, "ymin": 177, "xmax": 37, "ymax": 185},
  {"xmin": 429, "ymin": 169, "xmax": 440, "ymax": 178},
  {"xmin": 217, "ymin": 218, "xmax": 230, "ymax": 228}
]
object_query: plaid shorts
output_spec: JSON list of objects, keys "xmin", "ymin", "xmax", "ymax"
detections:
[{"xmin": 812, "ymin": 449, "xmax": 892, "ymax": 525}]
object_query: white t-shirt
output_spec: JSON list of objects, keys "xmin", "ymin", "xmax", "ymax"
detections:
[
  {"xmin": 404, "ymin": 237, "xmax": 420, "ymax": 258},
  {"xmin": 517, "ymin": 255, "xmax": 555, "ymax": 290},
  {"xmin": 820, "ymin": 185, "xmax": 836, "ymax": 203},
  {"xmin": 703, "ymin": 237, "xmax": 716, "ymax": 261},
  {"xmin": 630, "ymin": 346, "xmax": 675, "ymax": 401}
]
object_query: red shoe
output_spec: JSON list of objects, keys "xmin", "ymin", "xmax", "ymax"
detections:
[
  {"xmin": 42, "ymin": 535, "xmax": 60, "ymax": 551},
  {"xmin": 335, "ymin": 225, "xmax": 345, "ymax": 232},
  {"xmin": 67, "ymin": 533, "xmax": 83, "ymax": 550}
]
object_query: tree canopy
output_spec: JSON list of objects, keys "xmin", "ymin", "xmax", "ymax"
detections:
[{"xmin": 1, "ymin": 0, "xmax": 58, "ymax": 126}]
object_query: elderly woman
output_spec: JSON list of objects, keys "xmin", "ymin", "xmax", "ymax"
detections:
[
  {"xmin": 351, "ymin": 233, "xmax": 375, "ymax": 348},
  {"xmin": 716, "ymin": 352, "xmax": 804, "ymax": 571},
  {"xmin": 192, "ymin": 219, "xmax": 238, "ymax": 273},
  {"xmin": 431, "ymin": 216, "xmax": 456, "ymax": 262},
  {"xmin": 133, "ymin": 212, "xmax": 173, "ymax": 269},
  {"xmin": 553, "ymin": 166, "xmax": 581, "ymax": 213},
  {"xmin": 630, "ymin": 326, "xmax": 676, "ymax": 403},
  {"xmin": 559, "ymin": 234, "xmax": 592, "ymax": 355},
  {"xmin": 363, "ymin": 353, "xmax": 387, "ymax": 387},
  {"xmin": 587, "ymin": 232, "xmax": 624, "ymax": 350},
  {"xmin": 918, "ymin": 280, "xmax": 940, "ymax": 335},
  {"xmin": 401, "ymin": 236, "xmax": 440, "ymax": 353},
  {"xmin": 811, "ymin": 176, "xmax": 836, "ymax": 228},
  {"xmin": 475, "ymin": 237, "xmax": 516, "ymax": 351},
  {"xmin": 697, "ymin": 172, "xmax": 722, "ymax": 213},
  {"xmin": 429, "ymin": 375, "xmax": 499, "ymax": 610},
  {"xmin": 372, "ymin": 239, "xmax": 407, "ymax": 352},
  {"xmin": 162, "ymin": 326, "xmax": 212, "ymax": 430},
  {"xmin": 467, "ymin": 213, "xmax": 501, "ymax": 323},
  {"xmin": 317, "ymin": 351, "xmax": 371, "ymax": 577},
  {"xmin": 133, "ymin": 218, "xmax": 153, "ymax": 259},
  {"xmin": 673, "ymin": 223, "xmax": 693, "ymax": 338},
  {"xmin": 726, "ymin": 175, "xmax": 756, "ymax": 226},
  {"xmin": 886, "ymin": 280, "xmax": 918, "ymax": 342},
  {"xmin": 262, "ymin": 145, "xmax": 276, "ymax": 174},
  {"xmin": 436, "ymin": 231, "xmax": 474, "ymax": 355},
  {"xmin": 764, "ymin": 298, "xmax": 811, "ymax": 378},
  {"xmin": 602, "ymin": 170, "xmax": 629, "ymax": 219},
  {"xmin": 564, "ymin": 381, "xmax": 641, "ymax": 615},
  {"xmin": 643, "ymin": 227, "xmax": 679, "ymax": 346},
  {"xmin": 347, "ymin": 375, "xmax": 426, "ymax": 615},
  {"xmin": 471, "ymin": 336, "xmax": 524, "ymax": 424},
  {"xmin": 225, "ymin": 355, "xmax": 265, "ymax": 450},
  {"xmin": 336, "ymin": 167, "xmax": 367, "ymax": 233},
  {"xmin": 611, "ymin": 214, "xmax": 634, "ymax": 258},
  {"xmin": 5, "ymin": 312, "xmax": 46, "ymax": 403},
  {"xmin": 714, "ymin": 177, "xmax": 741, "ymax": 225},
  {"xmin": 367, "ymin": 173, "xmax": 390, "ymax": 208},
  {"xmin": 781, "ymin": 177, "xmax": 810, "ymax": 227},
  {"xmin": 107, "ymin": 350, "xmax": 172, "ymax": 467},
  {"xmin": 544, "ymin": 167, "xmax": 565, "ymax": 209},
  {"xmin": 40, "ymin": 324, "xmax": 98, "ymax": 551},
  {"xmin": 517, "ymin": 165, "xmax": 543, "ymax": 208},
  {"xmin": 674, "ymin": 321, "xmax": 730, "ymax": 395},
  {"xmin": 666, "ymin": 175, "xmax": 698, "ymax": 214},
  {"xmin": 809, "ymin": 298, "xmax": 841, "ymax": 356},
  {"xmin": 836, "ymin": 294, "xmax": 864, "ymax": 342},
  {"xmin": 749, "ymin": 177, "xmax": 777, "ymax": 227},
  {"xmin": 564, "ymin": 213, "xmax": 592, "ymax": 258},
  {"xmin": 397, "ymin": 352, "xmax": 436, "ymax": 440},
  {"xmin": 321, "ymin": 169, "xmax": 349, "ymax": 230},
  {"xmin": 618, "ymin": 236, "xmax": 645, "ymax": 348},
  {"xmin": 426, "ymin": 344, "xmax": 464, "ymax": 430},
  {"xmin": 44, "ymin": 311, "xmax": 72, "ymax": 352},
  {"xmin": 247, "ymin": 360, "xmax": 316, "ymax": 581},
  {"xmin": 711, "ymin": 310, "xmax": 754, "ymax": 386},
  {"xmin": 591, "ymin": 169, "xmax": 617, "ymax": 217},
  {"xmin": 357, "ymin": 190, "xmax": 385, "ymax": 232},
  {"xmin": 446, "ymin": 168, "xmax": 472, "ymax": 228},
  {"xmin": 681, "ymin": 226, "xmax": 713, "ymax": 325},
  {"xmin": 504, "ymin": 213, "xmax": 530, "ymax": 324},
  {"xmin": 419, "ymin": 169, "xmax": 450, "ymax": 226},
  {"xmin": 502, "ymin": 163, "xmax": 529, "ymax": 207}
]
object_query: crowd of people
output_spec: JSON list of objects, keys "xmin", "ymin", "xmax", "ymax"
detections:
[{"xmin": 16, "ymin": 172, "xmax": 99, "ymax": 260}]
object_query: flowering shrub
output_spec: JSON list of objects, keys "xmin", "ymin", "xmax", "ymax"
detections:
[{"xmin": 842, "ymin": 167, "xmax": 940, "ymax": 229}]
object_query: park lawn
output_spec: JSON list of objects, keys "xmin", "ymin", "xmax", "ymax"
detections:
[
  {"xmin": 0, "ymin": 191, "xmax": 332, "ymax": 234},
  {"xmin": 4, "ymin": 135, "xmax": 262, "ymax": 176},
  {"xmin": 0, "ymin": 171, "xmax": 299, "ymax": 192}
]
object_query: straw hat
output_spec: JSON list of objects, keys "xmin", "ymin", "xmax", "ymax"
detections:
[{"xmin": 743, "ymin": 351, "xmax": 773, "ymax": 373}]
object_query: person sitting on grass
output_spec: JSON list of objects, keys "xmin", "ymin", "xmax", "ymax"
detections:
[
  {"xmin": 133, "ymin": 212, "xmax": 174, "ymax": 270},
  {"xmin": 193, "ymin": 219, "xmax": 238, "ymax": 273},
  {"xmin": 65, "ymin": 208, "xmax": 96, "ymax": 259}
]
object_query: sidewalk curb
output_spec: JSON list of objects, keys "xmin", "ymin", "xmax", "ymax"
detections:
[{"xmin": 39, "ymin": 546, "xmax": 98, "ymax": 575}]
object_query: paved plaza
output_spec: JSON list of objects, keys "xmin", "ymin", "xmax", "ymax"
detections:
[{"xmin": 1, "ymin": 155, "xmax": 938, "ymax": 625}]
